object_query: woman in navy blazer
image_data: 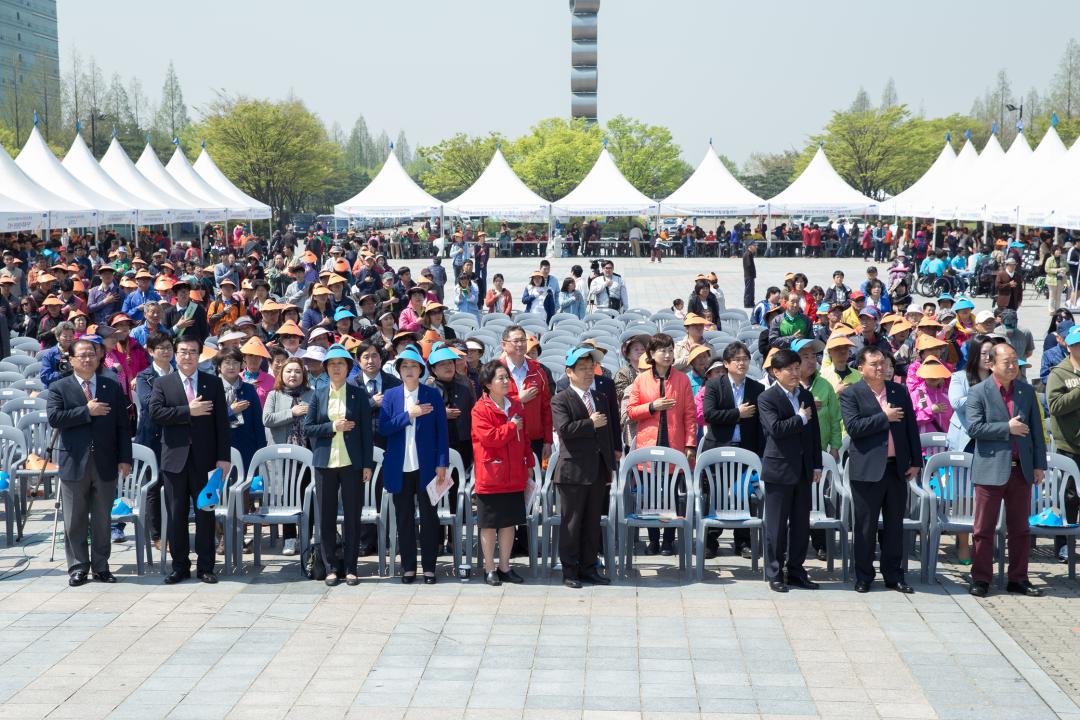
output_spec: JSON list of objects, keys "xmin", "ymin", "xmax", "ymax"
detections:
[
  {"xmin": 379, "ymin": 345, "xmax": 449, "ymax": 583},
  {"xmin": 303, "ymin": 344, "xmax": 374, "ymax": 586}
]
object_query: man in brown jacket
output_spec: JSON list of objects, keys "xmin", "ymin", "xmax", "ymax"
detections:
[{"xmin": 995, "ymin": 256, "xmax": 1023, "ymax": 310}]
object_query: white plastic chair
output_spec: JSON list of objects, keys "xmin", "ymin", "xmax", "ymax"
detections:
[
  {"xmin": 918, "ymin": 451, "xmax": 976, "ymax": 584},
  {"xmin": 233, "ymin": 444, "xmax": 313, "ymax": 572},
  {"xmin": 811, "ymin": 452, "xmax": 849, "ymax": 579},
  {"xmin": 615, "ymin": 446, "xmax": 694, "ymax": 579},
  {"xmin": 112, "ymin": 444, "xmax": 161, "ymax": 575},
  {"xmin": 693, "ymin": 447, "xmax": 763, "ymax": 579},
  {"xmin": 0, "ymin": 425, "xmax": 27, "ymax": 545},
  {"xmin": 1020, "ymin": 452, "xmax": 1079, "ymax": 580}
]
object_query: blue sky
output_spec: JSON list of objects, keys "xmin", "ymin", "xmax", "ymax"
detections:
[{"xmin": 58, "ymin": 0, "xmax": 1080, "ymax": 165}]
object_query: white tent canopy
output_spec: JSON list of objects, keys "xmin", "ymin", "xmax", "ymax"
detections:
[
  {"xmin": 16, "ymin": 126, "xmax": 134, "ymax": 226},
  {"xmin": 0, "ymin": 144, "xmax": 92, "ymax": 228},
  {"xmin": 335, "ymin": 150, "xmax": 442, "ymax": 219},
  {"xmin": 929, "ymin": 136, "xmax": 982, "ymax": 220},
  {"xmin": 0, "ymin": 190, "xmax": 45, "ymax": 233},
  {"xmin": 989, "ymin": 125, "xmax": 1067, "ymax": 225},
  {"xmin": 63, "ymin": 134, "xmax": 171, "ymax": 226},
  {"xmin": 660, "ymin": 144, "xmax": 765, "ymax": 216},
  {"xmin": 166, "ymin": 146, "xmax": 245, "ymax": 221},
  {"xmin": 880, "ymin": 139, "xmax": 955, "ymax": 218},
  {"xmin": 766, "ymin": 145, "xmax": 878, "ymax": 216},
  {"xmin": 100, "ymin": 139, "xmax": 199, "ymax": 223},
  {"xmin": 951, "ymin": 133, "xmax": 1011, "ymax": 221},
  {"xmin": 136, "ymin": 143, "xmax": 226, "ymax": 222},
  {"xmin": 445, "ymin": 147, "xmax": 550, "ymax": 220},
  {"xmin": 193, "ymin": 146, "xmax": 271, "ymax": 220},
  {"xmin": 553, "ymin": 147, "xmax": 658, "ymax": 217}
]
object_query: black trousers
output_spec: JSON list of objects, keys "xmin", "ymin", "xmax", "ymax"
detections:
[
  {"xmin": 61, "ymin": 463, "xmax": 115, "ymax": 575},
  {"xmin": 1057, "ymin": 451, "xmax": 1080, "ymax": 552},
  {"xmin": 743, "ymin": 277, "xmax": 755, "ymax": 309},
  {"xmin": 763, "ymin": 480, "xmax": 811, "ymax": 582},
  {"xmin": 316, "ymin": 465, "xmax": 362, "ymax": 576},
  {"xmin": 647, "ymin": 481, "xmax": 687, "ymax": 548},
  {"xmin": 164, "ymin": 463, "xmax": 216, "ymax": 574},
  {"xmin": 394, "ymin": 470, "xmax": 440, "ymax": 573},
  {"xmin": 558, "ymin": 472, "xmax": 607, "ymax": 580},
  {"xmin": 851, "ymin": 462, "xmax": 907, "ymax": 584}
]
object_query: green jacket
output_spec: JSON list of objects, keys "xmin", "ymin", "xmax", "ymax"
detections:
[
  {"xmin": 1046, "ymin": 357, "xmax": 1080, "ymax": 455},
  {"xmin": 806, "ymin": 373, "xmax": 841, "ymax": 452}
]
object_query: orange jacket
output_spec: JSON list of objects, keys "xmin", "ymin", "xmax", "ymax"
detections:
[
  {"xmin": 627, "ymin": 367, "xmax": 696, "ymax": 451},
  {"xmin": 500, "ymin": 354, "xmax": 553, "ymax": 444}
]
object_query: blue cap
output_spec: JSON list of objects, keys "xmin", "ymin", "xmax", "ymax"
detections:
[
  {"xmin": 1009, "ymin": 241, "xmax": 1024, "ymax": 248},
  {"xmin": 323, "ymin": 343, "xmax": 354, "ymax": 365},
  {"xmin": 791, "ymin": 338, "xmax": 825, "ymax": 354},
  {"xmin": 76, "ymin": 334, "xmax": 103, "ymax": 347},
  {"xmin": 937, "ymin": 293, "xmax": 954, "ymax": 303},
  {"xmin": 953, "ymin": 298, "xmax": 975, "ymax": 311},
  {"xmin": 565, "ymin": 346, "xmax": 603, "ymax": 367},
  {"xmin": 333, "ymin": 307, "xmax": 356, "ymax": 322},
  {"xmin": 394, "ymin": 344, "xmax": 428, "ymax": 378},
  {"xmin": 427, "ymin": 346, "xmax": 459, "ymax": 366},
  {"xmin": 817, "ymin": 302, "xmax": 830, "ymax": 314},
  {"xmin": 1018, "ymin": 358, "xmax": 1029, "ymax": 368},
  {"xmin": 858, "ymin": 306, "xmax": 880, "ymax": 319},
  {"xmin": 1066, "ymin": 326, "xmax": 1080, "ymax": 346}
]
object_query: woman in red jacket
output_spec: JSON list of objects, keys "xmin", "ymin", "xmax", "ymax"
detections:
[
  {"xmin": 627, "ymin": 333, "xmax": 696, "ymax": 556},
  {"xmin": 471, "ymin": 360, "xmax": 535, "ymax": 586}
]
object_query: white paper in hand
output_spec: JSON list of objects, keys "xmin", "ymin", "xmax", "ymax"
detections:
[{"xmin": 427, "ymin": 474, "xmax": 453, "ymax": 506}]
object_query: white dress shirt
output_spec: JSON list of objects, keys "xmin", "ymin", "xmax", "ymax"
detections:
[{"xmin": 403, "ymin": 386, "xmax": 419, "ymax": 473}]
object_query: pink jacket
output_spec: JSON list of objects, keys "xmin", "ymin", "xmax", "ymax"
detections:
[{"xmin": 911, "ymin": 380, "xmax": 953, "ymax": 434}]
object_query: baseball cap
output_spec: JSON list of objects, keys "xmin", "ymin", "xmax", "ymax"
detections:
[
  {"xmin": 975, "ymin": 310, "xmax": 996, "ymax": 324},
  {"xmin": 1066, "ymin": 326, "xmax": 1080, "ymax": 346},
  {"xmin": 791, "ymin": 338, "xmax": 825, "ymax": 354}
]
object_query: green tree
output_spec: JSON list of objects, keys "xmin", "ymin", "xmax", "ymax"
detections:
[
  {"xmin": 1051, "ymin": 38, "xmax": 1080, "ymax": 119},
  {"xmin": 153, "ymin": 60, "xmax": 190, "ymax": 158},
  {"xmin": 417, "ymin": 132, "xmax": 504, "ymax": 200},
  {"xmin": 393, "ymin": 130, "xmax": 412, "ymax": 166},
  {"xmin": 740, "ymin": 150, "xmax": 798, "ymax": 199},
  {"xmin": 505, "ymin": 117, "xmax": 602, "ymax": 200},
  {"xmin": 880, "ymin": 78, "xmax": 898, "ymax": 109},
  {"xmin": 343, "ymin": 115, "xmax": 375, "ymax": 170},
  {"xmin": 604, "ymin": 114, "xmax": 690, "ymax": 198}
]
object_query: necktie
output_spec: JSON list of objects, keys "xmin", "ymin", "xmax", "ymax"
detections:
[
  {"xmin": 582, "ymin": 390, "xmax": 594, "ymax": 414},
  {"xmin": 367, "ymin": 379, "xmax": 376, "ymax": 396},
  {"xmin": 82, "ymin": 380, "xmax": 92, "ymax": 401},
  {"xmin": 185, "ymin": 376, "xmax": 195, "ymax": 402}
]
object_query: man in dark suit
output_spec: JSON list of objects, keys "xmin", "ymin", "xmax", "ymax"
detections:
[
  {"xmin": 758, "ymin": 348, "xmax": 822, "ymax": 593},
  {"xmin": 164, "ymin": 280, "xmax": 209, "ymax": 344},
  {"xmin": 355, "ymin": 340, "xmax": 401, "ymax": 555},
  {"xmin": 552, "ymin": 347, "xmax": 617, "ymax": 588},
  {"xmin": 839, "ymin": 346, "xmax": 922, "ymax": 594},
  {"xmin": 149, "ymin": 336, "xmax": 231, "ymax": 584},
  {"xmin": 554, "ymin": 369, "xmax": 621, "ymax": 449},
  {"xmin": 133, "ymin": 331, "xmax": 175, "ymax": 550},
  {"xmin": 702, "ymin": 341, "xmax": 765, "ymax": 559},
  {"xmin": 46, "ymin": 335, "xmax": 132, "ymax": 586}
]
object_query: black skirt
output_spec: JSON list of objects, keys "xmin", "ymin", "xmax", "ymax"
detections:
[{"xmin": 476, "ymin": 491, "xmax": 526, "ymax": 529}]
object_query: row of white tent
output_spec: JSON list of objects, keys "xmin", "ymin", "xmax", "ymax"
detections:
[
  {"xmin": 0, "ymin": 126, "xmax": 271, "ymax": 234},
  {"xmin": 335, "ymin": 128, "xmax": 1080, "ymax": 231}
]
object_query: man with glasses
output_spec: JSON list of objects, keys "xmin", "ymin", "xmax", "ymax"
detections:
[{"xmin": 46, "ymin": 334, "xmax": 132, "ymax": 586}]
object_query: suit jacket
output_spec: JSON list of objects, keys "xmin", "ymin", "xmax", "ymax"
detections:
[
  {"xmin": 552, "ymin": 386, "xmax": 617, "ymax": 485},
  {"xmin": 46, "ymin": 372, "xmax": 132, "ymax": 483},
  {"xmin": 149, "ymin": 370, "xmax": 231, "ymax": 475},
  {"xmin": 995, "ymin": 270, "xmax": 1023, "ymax": 309},
  {"xmin": 758, "ymin": 383, "xmax": 822, "ymax": 485},
  {"xmin": 304, "ymin": 381, "xmax": 375, "ymax": 471},
  {"xmin": 966, "ymin": 376, "xmax": 1046, "ymax": 485},
  {"xmin": 554, "ymin": 373, "xmax": 621, "ymax": 455},
  {"xmin": 357, "ymin": 371, "xmax": 402, "ymax": 448},
  {"xmin": 701, "ymin": 374, "xmax": 765, "ymax": 454},
  {"xmin": 134, "ymin": 365, "xmax": 167, "ymax": 452},
  {"xmin": 839, "ymin": 380, "xmax": 921, "ymax": 483},
  {"xmin": 378, "ymin": 383, "xmax": 449, "ymax": 493},
  {"xmin": 164, "ymin": 302, "xmax": 210, "ymax": 344}
]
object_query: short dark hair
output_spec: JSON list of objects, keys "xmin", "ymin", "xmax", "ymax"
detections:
[
  {"xmin": 867, "ymin": 266, "xmax": 878, "ymax": 274},
  {"xmin": 357, "ymin": 340, "xmax": 384, "ymax": 361},
  {"xmin": 561, "ymin": 277, "xmax": 576, "ymax": 293},
  {"xmin": 492, "ymin": 273, "xmax": 504, "ymax": 282},
  {"xmin": 722, "ymin": 341, "xmax": 751, "ymax": 362},
  {"xmin": 502, "ymin": 324, "xmax": 526, "ymax": 341},
  {"xmin": 478, "ymin": 359, "xmax": 508, "ymax": 393},
  {"xmin": 766, "ymin": 286, "xmax": 781, "ymax": 298},
  {"xmin": 269, "ymin": 346, "xmax": 290, "ymax": 362},
  {"xmin": 646, "ymin": 333, "xmax": 674, "ymax": 364},
  {"xmin": 214, "ymin": 346, "xmax": 244, "ymax": 368},
  {"xmin": 175, "ymin": 336, "xmax": 202, "ymax": 353},
  {"xmin": 145, "ymin": 331, "xmax": 173, "ymax": 351},
  {"xmin": 540, "ymin": 259, "xmax": 551, "ymax": 268},
  {"xmin": 770, "ymin": 348, "xmax": 801, "ymax": 372},
  {"xmin": 854, "ymin": 345, "xmax": 886, "ymax": 368}
]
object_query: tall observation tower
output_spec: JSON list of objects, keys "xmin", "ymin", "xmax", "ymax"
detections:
[{"xmin": 569, "ymin": 0, "xmax": 599, "ymax": 124}]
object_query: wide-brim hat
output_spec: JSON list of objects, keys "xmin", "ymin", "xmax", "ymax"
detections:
[
  {"xmin": 394, "ymin": 344, "xmax": 428, "ymax": 378},
  {"xmin": 323, "ymin": 343, "xmax": 354, "ymax": 368},
  {"xmin": 566, "ymin": 346, "xmax": 604, "ymax": 367},
  {"xmin": 240, "ymin": 336, "xmax": 271, "ymax": 359},
  {"xmin": 683, "ymin": 312, "xmax": 708, "ymax": 326},
  {"xmin": 915, "ymin": 334, "xmax": 947, "ymax": 352},
  {"xmin": 916, "ymin": 358, "xmax": 952, "ymax": 379},
  {"xmin": 791, "ymin": 338, "xmax": 825, "ymax": 354}
]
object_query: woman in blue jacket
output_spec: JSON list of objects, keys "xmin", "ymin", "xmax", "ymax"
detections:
[
  {"xmin": 303, "ymin": 344, "xmax": 375, "ymax": 586},
  {"xmin": 216, "ymin": 347, "xmax": 266, "ymax": 470},
  {"xmin": 379, "ymin": 345, "xmax": 449, "ymax": 584}
]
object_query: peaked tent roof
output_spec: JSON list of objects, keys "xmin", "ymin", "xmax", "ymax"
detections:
[
  {"xmin": 931, "ymin": 137, "xmax": 983, "ymax": 220},
  {"xmin": 0, "ymin": 144, "xmax": 91, "ymax": 228},
  {"xmin": 193, "ymin": 147, "xmax": 271, "ymax": 220},
  {"xmin": 952, "ymin": 133, "xmax": 1021, "ymax": 221},
  {"xmin": 0, "ymin": 189, "xmax": 45, "ymax": 233},
  {"xmin": 136, "ymin": 144, "xmax": 226, "ymax": 222},
  {"xmin": 880, "ymin": 140, "xmax": 956, "ymax": 218},
  {"xmin": 100, "ymin": 139, "xmax": 199, "ymax": 223},
  {"xmin": 335, "ymin": 150, "xmax": 443, "ymax": 218},
  {"xmin": 553, "ymin": 148, "xmax": 658, "ymax": 217},
  {"xmin": 1046, "ymin": 145, "xmax": 1080, "ymax": 229},
  {"xmin": 166, "ymin": 146, "xmax": 246, "ymax": 220},
  {"xmin": 445, "ymin": 147, "xmax": 550, "ymax": 220},
  {"xmin": 990, "ymin": 125, "xmax": 1067, "ymax": 225},
  {"xmin": 660, "ymin": 144, "xmax": 765, "ymax": 216},
  {"xmin": 766, "ymin": 146, "xmax": 878, "ymax": 216},
  {"xmin": 62, "ymin": 134, "xmax": 171, "ymax": 226},
  {"xmin": 15, "ymin": 126, "xmax": 134, "ymax": 225}
]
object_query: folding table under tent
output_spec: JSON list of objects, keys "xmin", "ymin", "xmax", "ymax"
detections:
[
  {"xmin": 0, "ymin": 144, "xmax": 95, "ymax": 229},
  {"xmin": 16, "ymin": 126, "xmax": 135, "ymax": 227},
  {"xmin": 879, "ymin": 137, "xmax": 956, "ymax": 219},
  {"xmin": 552, "ymin": 147, "xmax": 659, "ymax": 218},
  {"xmin": 334, "ymin": 149, "xmax": 443, "ymax": 220},
  {"xmin": 445, "ymin": 147, "xmax": 551, "ymax": 221},
  {"xmin": 765, "ymin": 144, "xmax": 879, "ymax": 218},
  {"xmin": 660, "ymin": 143, "xmax": 766, "ymax": 217},
  {"xmin": 193, "ymin": 146, "xmax": 272, "ymax": 221},
  {"xmin": 62, "ymin": 133, "xmax": 172, "ymax": 226},
  {"xmin": 99, "ymin": 138, "xmax": 199, "ymax": 224},
  {"xmin": 136, "ymin": 143, "xmax": 226, "ymax": 223}
]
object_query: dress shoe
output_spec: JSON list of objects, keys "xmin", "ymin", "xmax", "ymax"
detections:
[
  {"xmin": 401, "ymin": 573, "xmax": 416, "ymax": 585},
  {"xmin": 497, "ymin": 569, "xmax": 524, "ymax": 584},
  {"xmin": 644, "ymin": 541, "xmax": 659, "ymax": 556},
  {"xmin": 197, "ymin": 571, "xmax": 218, "ymax": 584},
  {"xmin": 786, "ymin": 575, "xmax": 819, "ymax": 590},
  {"xmin": 345, "ymin": 575, "xmax": 360, "ymax": 587},
  {"xmin": 1006, "ymin": 580, "xmax": 1045, "ymax": 597},
  {"xmin": 969, "ymin": 581, "xmax": 989, "ymax": 597},
  {"xmin": 68, "ymin": 571, "xmax": 89, "ymax": 587},
  {"xmin": 325, "ymin": 574, "xmax": 340, "ymax": 587},
  {"xmin": 659, "ymin": 543, "xmax": 675, "ymax": 557},
  {"xmin": 93, "ymin": 571, "xmax": 117, "ymax": 584},
  {"xmin": 563, "ymin": 577, "xmax": 582, "ymax": 589},
  {"xmin": 485, "ymin": 571, "xmax": 502, "ymax": 586},
  {"xmin": 704, "ymin": 545, "xmax": 717, "ymax": 560},
  {"xmin": 854, "ymin": 580, "xmax": 871, "ymax": 593},
  {"xmin": 815, "ymin": 548, "xmax": 828, "ymax": 561},
  {"xmin": 739, "ymin": 545, "xmax": 753, "ymax": 559},
  {"xmin": 164, "ymin": 570, "xmax": 191, "ymax": 585},
  {"xmin": 580, "ymin": 571, "xmax": 611, "ymax": 586},
  {"xmin": 768, "ymin": 580, "xmax": 789, "ymax": 593},
  {"xmin": 886, "ymin": 581, "xmax": 915, "ymax": 594},
  {"xmin": 423, "ymin": 574, "xmax": 437, "ymax": 585}
]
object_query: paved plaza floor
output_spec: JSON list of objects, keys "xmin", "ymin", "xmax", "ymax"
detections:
[{"xmin": 1, "ymin": 256, "xmax": 1077, "ymax": 720}]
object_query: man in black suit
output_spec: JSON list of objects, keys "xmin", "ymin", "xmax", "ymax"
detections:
[
  {"xmin": 551, "ymin": 347, "xmax": 617, "ymax": 588},
  {"xmin": 758, "ymin": 348, "xmax": 822, "ymax": 593},
  {"xmin": 164, "ymin": 279, "xmax": 209, "ymax": 344},
  {"xmin": 554, "ymin": 369, "xmax": 621, "ymax": 447},
  {"xmin": 149, "ymin": 336, "xmax": 231, "ymax": 584},
  {"xmin": 355, "ymin": 340, "xmax": 402, "ymax": 555},
  {"xmin": 839, "ymin": 345, "xmax": 922, "ymax": 594},
  {"xmin": 46, "ymin": 335, "xmax": 132, "ymax": 586},
  {"xmin": 701, "ymin": 341, "xmax": 765, "ymax": 558},
  {"xmin": 133, "ymin": 331, "xmax": 175, "ymax": 550}
]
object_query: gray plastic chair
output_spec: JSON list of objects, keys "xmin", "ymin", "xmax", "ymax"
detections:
[
  {"xmin": 0, "ymin": 361, "xmax": 19, "ymax": 374},
  {"xmin": 21, "ymin": 362, "xmax": 42, "ymax": 379},
  {"xmin": 0, "ymin": 425, "xmax": 27, "ymax": 545},
  {"xmin": 0, "ymin": 388, "xmax": 27, "ymax": 404},
  {"xmin": 12, "ymin": 378, "xmax": 43, "ymax": 393},
  {"xmin": 616, "ymin": 446, "xmax": 694, "ymax": 579},
  {"xmin": 1019, "ymin": 452, "xmax": 1079, "ymax": 580},
  {"xmin": 353, "ymin": 446, "xmax": 393, "ymax": 577},
  {"xmin": 0, "ymin": 371, "xmax": 23, "ymax": 389},
  {"xmin": 111, "ymin": 444, "xmax": 160, "ymax": 575},
  {"xmin": 233, "ymin": 444, "xmax": 312, "ymax": 573},
  {"xmin": 811, "ymin": 452, "xmax": 849, "ymax": 579},
  {"xmin": 693, "ymin": 447, "xmax": 763, "ymax": 579},
  {"xmin": 3, "ymin": 397, "xmax": 46, "ymax": 428},
  {"xmin": 15, "ymin": 411, "xmax": 58, "ymax": 500},
  {"xmin": 918, "ymin": 451, "xmax": 977, "ymax": 584}
]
